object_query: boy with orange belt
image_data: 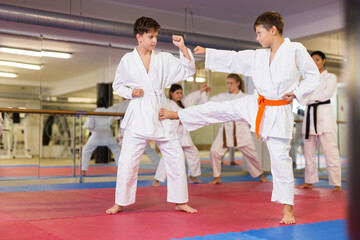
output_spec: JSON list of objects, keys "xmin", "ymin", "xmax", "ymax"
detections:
[{"xmin": 159, "ymin": 11, "xmax": 320, "ymax": 224}]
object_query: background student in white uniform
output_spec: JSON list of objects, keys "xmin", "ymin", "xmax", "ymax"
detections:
[
  {"xmin": 82, "ymin": 97, "xmax": 127, "ymax": 175},
  {"xmin": 159, "ymin": 11, "xmax": 320, "ymax": 224},
  {"xmin": 153, "ymin": 83, "xmax": 210, "ymax": 186},
  {"xmin": 204, "ymin": 74, "xmax": 269, "ymax": 184},
  {"xmin": 106, "ymin": 16, "xmax": 197, "ymax": 215},
  {"xmin": 297, "ymin": 51, "xmax": 342, "ymax": 192}
]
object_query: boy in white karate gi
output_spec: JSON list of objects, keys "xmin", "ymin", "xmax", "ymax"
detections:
[
  {"xmin": 106, "ymin": 16, "xmax": 197, "ymax": 214},
  {"xmin": 204, "ymin": 74, "xmax": 269, "ymax": 184},
  {"xmin": 297, "ymin": 51, "xmax": 342, "ymax": 192},
  {"xmin": 159, "ymin": 11, "xmax": 320, "ymax": 224}
]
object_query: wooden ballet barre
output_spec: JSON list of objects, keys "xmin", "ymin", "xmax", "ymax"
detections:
[
  {"xmin": 0, "ymin": 108, "xmax": 125, "ymax": 117},
  {"xmin": 294, "ymin": 119, "xmax": 347, "ymax": 124}
]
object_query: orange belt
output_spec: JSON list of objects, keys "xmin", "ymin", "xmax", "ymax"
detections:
[{"xmin": 255, "ymin": 94, "xmax": 292, "ymax": 139}]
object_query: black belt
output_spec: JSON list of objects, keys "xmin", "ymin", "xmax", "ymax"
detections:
[{"xmin": 305, "ymin": 99, "xmax": 331, "ymax": 139}]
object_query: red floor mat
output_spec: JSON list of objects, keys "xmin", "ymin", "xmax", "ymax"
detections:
[{"xmin": 0, "ymin": 182, "xmax": 347, "ymax": 240}]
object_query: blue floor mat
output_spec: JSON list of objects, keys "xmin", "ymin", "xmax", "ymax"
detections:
[
  {"xmin": 0, "ymin": 174, "xmax": 346, "ymax": 193},
  {"xmin": 173, "ymin": 219, "xmax": 348, "ymax": 240}
]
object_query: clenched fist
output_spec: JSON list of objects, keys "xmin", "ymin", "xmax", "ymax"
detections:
[
  {"xmin": 194, "ymin": 46, "xmax": 206, "ymax": 55},
  {"xmin": 132, "ymin": 88, "xmax": 144, "ymax": 98}
]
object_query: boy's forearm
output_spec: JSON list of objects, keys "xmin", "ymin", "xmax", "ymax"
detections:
[
  {"xmin": 179, "ymin": 46, "xmax": 191, "ymax": 61},
  {"xmin": 169, "ymin": 111, "xmax": 180, "ymax": 120}
]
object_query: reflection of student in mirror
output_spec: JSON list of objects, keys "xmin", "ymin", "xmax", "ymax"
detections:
[{"xmin": 81, "ymin": 97, "xmax": 127, "ymax": 175}]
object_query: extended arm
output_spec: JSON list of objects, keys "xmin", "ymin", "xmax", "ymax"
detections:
[{"xmin": 194, "ymin": 46, "xmax": 254, "ymax": 77}]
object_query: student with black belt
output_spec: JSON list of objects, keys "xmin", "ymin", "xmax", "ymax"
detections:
[{"xmin": 297, "ymin": 51, "xmax": 342, "ymax": 192}]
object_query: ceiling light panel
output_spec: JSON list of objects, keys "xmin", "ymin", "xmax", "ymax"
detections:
[
  {"xmin": 0, "ymin": 72, "xmax": 17, "ymax": 78},
  {"xmin": 0, "ymin": 47, "xmax": 71, "ymax": 59},
  {"xmin": 0, "ymin": 60, "xmax": 41, "ymax": 70}
]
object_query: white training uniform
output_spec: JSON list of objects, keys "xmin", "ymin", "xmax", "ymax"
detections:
[
  {"xmin": 177, "ymin": 38, "xmax": 319, "ymax": 205},
  {"xmin": 113, "ymin": 48, "xmax": 195, "ymax": 206},
  {"xmin": 82, "ymin": 101, "xmax": 128, "ymax": 171},
  {"xmin": 204, "ymin": 91, "xmax": 263, "ymax": 178},
  {"xmin": 117, "ymin": 100, "xmax": 161, "ymax": 168},
  {"xmin": 154, "ymin": 90, "xmax": 207, "ymax": 181},
  {"xmin": 302, "ymin": 70, "xmax": 341, "ymax": 186}
]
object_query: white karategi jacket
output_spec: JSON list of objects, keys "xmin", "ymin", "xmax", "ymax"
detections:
[
  {"xmin": 302, "ymin": 70, "xmax": 337, "ymax": 135},
  {"xmin": 181, "ymin": 38, "xmax": 320, "ymax": 139},
  {"xmin": 84, "ymin": 101, "xmax": 128, "ymax": 135},
  {"xmin": 113, "ymin": 48, "xmax": 195, "ymax": 140},
  {"xmin": 164, "ymin": 90, "xmax": 207, "ymax": 147}
]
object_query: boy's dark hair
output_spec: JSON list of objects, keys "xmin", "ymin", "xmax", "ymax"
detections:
[
  {"xmin": 227, "ymin": 74, "xmax": 245, "ymax": 92},
  {"xmin": 311, "ymin": 51, "xmax": 326, "ymax": 60},
  {"xmin": 96, "ymin": 97, "xmax": 108, "ymax": 108},
  {"xmin": 133, "ymin": 16, "xmax": 161, "ymax": 37},
  {"xmin": 169, "ymin": 84, "xmax": 185, "ymax": 109},
  {"xmin": 253, "ymin": 11, "xmax": 284, "ymax": 36}
]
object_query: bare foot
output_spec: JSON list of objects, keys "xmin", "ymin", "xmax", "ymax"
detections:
[
  {"xmin": 175, "ymin": 203, "xmax": 198, "ymax": 213},
  {"xmin": 259, "ymin": 173, "xmax": 270, "ymax": 183},
  {"xmin": 159, "ymin": 108, "xmax": 179, "ymax": 120},
  {"xmin": 152, "ymin": 179, "xmax": 161, "ymax": 187},
  {"xmin": 280, "ymin": 204, "xmax": 296, "ymax": 224},
  {"xmin": 189, "ymin": 176, "xmax": 205, "ymax": 184},
  {"xmin": 334, "ymin": 186, "xmax": 342, "ymax": 192},
  {"xmin": 82, "ymin": 170, "xmax": 86, "ymax": 176},
  {"xmin": 296, "ymin": 183, "xmax": 313, "ymax": 189},
  {"xmin": 106, "ymin": 204, "xmax": 123, "ymax": 214},
  {"xmin": 208, "ymin": 176, "xmax": 221, "ymax": 184}
]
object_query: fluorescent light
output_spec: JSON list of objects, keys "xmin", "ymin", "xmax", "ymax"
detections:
[
  {"xmin": 0, "ymin": 47, "xmax": 71, "ymax": 59},
  {"xmin": 0, "ymin": 47, "xmax": 41, "ymax": 57},
  {"xmin": 68, "ymin": 97, "xmax": 96, "ymax": 103},
  {"xmin": 187, "ymin": 77, "xmax": 194, "ymax": 82},
  {"xmin": 0, "ymin": 71, "xmax": 17, "ymax": 78},
  {"xmin": 0, "ymin": 60, "xmax": 41, "ymax": 70},
  {"xmin": 42, "ymin": 51, "xmax": 71, "ymax": 59},
  {"xmin": 196, "ymin": 77, "xmax": 206, "ymax": 83}
]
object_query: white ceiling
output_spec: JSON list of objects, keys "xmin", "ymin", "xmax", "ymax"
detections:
[{"xmin": 101, "ymin": 0, "xmax": 342, "ymax": 25}]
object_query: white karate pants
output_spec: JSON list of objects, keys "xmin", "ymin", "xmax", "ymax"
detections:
[
  {"xmin": 82, "ymin": 132, "xmax": 121, "ymax": 171},
  {"xmin": 303, "ymin": 132, "xmax": 342, "ymax": 186},
  {"xmin": 154, "ymin": 143, "xmax": 201, "ymax": 182},
  {"xmin": 115, "ymin": 130, "xmax": 188, "ymax": 206},
  {"xmin": 209, "ymin": 133, "xmax": 263, "ymax": 178},
  {"xmin": 266, "ymin": 137, "xmax": 294, "ymax": 205},
  {"xmin": 178, "ymin": 98, "xmax": 294, "ymax": 205},
  {"xmin": 144, "ymin": 143, "xmax": 161, "ymax": 167}
]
